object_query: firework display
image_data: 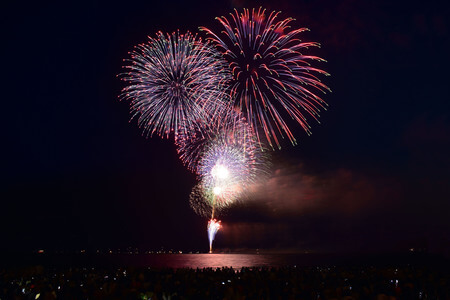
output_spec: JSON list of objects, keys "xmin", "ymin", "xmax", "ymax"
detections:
[
  {"xmin": 200, "ymin": 8, "xmax": 330, "ymax": 149},
  {"xmin": 119, "ymin": 8, "xmax": 329, "ymax": 252},
  {"xmin": 199, "ymin": 114, "xmax": 269, "ymax": 205},
  {"xmin": 120, "ymin": 31, "xmax": 230, "ymax": 140},
  {"xmin": 175, "ymin": 108, "xmax": 255, "ymax": 173},
  {"xmin": 197, "ymin": 129, "xmax": 264, "ymax": 212}
]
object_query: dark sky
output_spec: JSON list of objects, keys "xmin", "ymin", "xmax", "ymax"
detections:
[{"xmin": 2, "ymin": 0, "xmax": 449, "ymax": 254}]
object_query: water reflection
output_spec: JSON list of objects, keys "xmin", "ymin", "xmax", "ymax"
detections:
[
  {"xmin": 112, "ymin": 253, "xmax": 394, "ymax": 269},
  {"xmin": 140, "ymin": 254, "xmax": 285, "ymax": 269}
]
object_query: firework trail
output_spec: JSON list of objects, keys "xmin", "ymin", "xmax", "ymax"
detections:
[
  {"xmin": 200, "ymin": 8, "xmax": 331, "ymax": 149},
  {"xmin": 119, "ymin": 31, "xmax": 231, "ymax": 140},
  {"xmin": 208, "ymin": 219, "xmax": 221, "ymax": 253}
]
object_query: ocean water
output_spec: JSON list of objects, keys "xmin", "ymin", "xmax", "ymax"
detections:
[
  {"xmin": 3, "ymin": 252, "xmax": 430, "ymax": 269},
  {"xmin": 112, "ymin": 253, "xmax": 310, "ymax": 269}
]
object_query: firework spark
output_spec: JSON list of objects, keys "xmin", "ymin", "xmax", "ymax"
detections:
[
  {"xmin": 200, "ymin": 8, "xmax": 331, "ymax": 149},
  {"xmin": 185, "ymin": 113, "xmax": 270, "ymax": 224},
  {"xmin": 175, "ymin": 108, "xmax": 255, "ymax": 173},
  {"xmin": 120, "ymin": 31, "xmax": 231, "ymax": 140},
  {"xmin": 208, "ymin": 219, "xmax": 222, "ymax": 253},
  {"xmin": 196, "ymin": 122, "xmax": 269, "ymax": 213},
  {"xmin": 189, "ymin": 183, "xmax": 215, "ymax": 218}
]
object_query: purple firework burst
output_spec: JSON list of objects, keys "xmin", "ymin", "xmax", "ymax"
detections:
[
  {"xmin": 196, "ymin": 121, "xmax": 270, "ymax": 212},
  {"xmin": 119, "ymin": 31, "xmax": 231, "ymax": 140}
]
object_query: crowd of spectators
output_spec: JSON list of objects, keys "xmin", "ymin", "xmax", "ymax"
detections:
[{"xmin": 1, "ymin": 264, "xmax": 449, "ymax": 299}]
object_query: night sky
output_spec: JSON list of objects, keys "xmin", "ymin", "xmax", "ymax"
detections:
[{"xmin": 2, "ymin": 0, "xmax": 449, "ymax": 254}]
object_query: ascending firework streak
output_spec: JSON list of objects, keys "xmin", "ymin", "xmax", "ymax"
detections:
[
  {"xmin": 208, "ymin": 219, "xmax": 221, "ymax": 253},
  {"xmin": 200, "ymin": 8, "xmax": 331, "ymax": 149}
]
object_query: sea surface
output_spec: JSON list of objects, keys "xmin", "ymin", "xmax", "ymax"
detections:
[
  {"xmin": 1, "ymin": 252, "xmax": 434, "ymax": 269},
  {"xmin": 107, "ymin": 253, "xmax": 327, "ymax": 269}
]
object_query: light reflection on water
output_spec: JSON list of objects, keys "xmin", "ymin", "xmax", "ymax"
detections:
[
  {"xmin": 113, "ymin": 254, "xmax": 322, "ymax": 269},
  {"xmin": 11, "ymin": 253, "xmax": 335, "ymax": 269},
  {"xmin": 9, "ymin": 253, "xmax": 416, "ymax": 269},
  {"xmin": 141, "ymin": 254, "xmax": 284, "ymax": 269},
  {"xmin": 110, "ymin": 253, "xmax": 416, "ymax": 269}
]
